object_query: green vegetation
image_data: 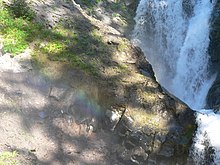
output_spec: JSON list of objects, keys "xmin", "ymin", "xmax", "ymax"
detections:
[
  {"xmin": 117, "ymin": 39, "xmax": 129, "ymax": 52},
  {"xmin": 31, "ymin": 25, "xmax": 109, "ymax": 76},
  {"xmin": 73, "ymin": 0, "xmax": 104, "ymax": 11},
  {"xmin": 0, "ymin": 0, "xmax": 136, "ymax": 77},
  {"xmin": 0, "ymin": 8, "xmax": 34, "ymax": 55},
  {"xmin": 0, "ymin": 151, "xmax": 19, "ymax": 165},
  {"xmin": 0, "ymin": 0, "xmax": 112, "ymax": 75},
  {"xmin": 9, "ymin": 0, "xmax": 35, "ymax": 19}
]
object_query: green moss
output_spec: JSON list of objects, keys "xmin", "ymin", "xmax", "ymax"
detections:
[
  {"xmin": 183, "ymin": 124, "xmax": 196, "ymax": 141},
  {"xmin": 176, "ymin": 123, "xmax": 196, "ymax": 152},
  {"xmin": 42, "ymin": 41, "xmax": 67, "ymax": 54}
]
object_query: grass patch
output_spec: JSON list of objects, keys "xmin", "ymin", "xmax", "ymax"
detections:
[
  {"xmin": 32, "ymin": 26, "xmax": 108, "ymax": 75},
  {"xmin": 0, "ymin": 1, "xmax": 111, "ymax": 76},
  {"xmin": 0, "ymin": 151, "xmax": 19, "ymax": 165},
  {"xmin": 9, "ymin": 0, "xmax": 35, "ymax": 19},
  {"xmin": 0, "ymin": 9, "xmax": 30, "ymax": 55}
]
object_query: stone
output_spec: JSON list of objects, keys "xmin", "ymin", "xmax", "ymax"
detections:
[
  {"xmin": 206, "ymin": 73, "xmax": 220, "ymax": 109},
  {"xmin": 158, "ymin": 145, "xmax": 174, "ymax": 157},
  {"xmin": 38, "ymin": 111, "xmax": 48, "ymax": 119},
  {"xmin": 49, "ymin": 86, "xmax": 68, "ymax": 101},
  {"xmin": 0, "ymin": 47, "xmax": 33, "ymax": 73},
  {"xmin": 88, "ymin": 117, "xmax": 98, "ymax": 132},
  {"xmin": 105, "ymin": 109, "xmax": 123, "ymax": 131}
]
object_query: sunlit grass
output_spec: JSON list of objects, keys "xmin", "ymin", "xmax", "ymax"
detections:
[
  {"xmin": 42, "ymin": 41, "xmax": 67, "ymax": 54},
  {"xmin": 0, "ymin": 9, "xmax": 29, "ymax": 55},
  {"xmin": 0, "ymin": 151, "xmax": 19, "ymax": 165},
  {"xmin": 0, "ymin": 2, "xmax": 109, "ymax": 75},
  {"xmin": 0, "ymin": 0, "xmax": 132, "ymax": 77}
]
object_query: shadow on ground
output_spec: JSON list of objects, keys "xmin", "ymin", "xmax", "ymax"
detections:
[{"xmin": 0, "ymin": 70, "xmax": 122, "ymax": 164}]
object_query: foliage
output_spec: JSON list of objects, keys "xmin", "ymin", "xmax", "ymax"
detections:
[
  {"xmin": 0, "ymin": 0, "xmax": 137, "ymax": 77},
  {"xmin": 9, "ymin": 0, "xmax": 35, "ymax": 19},
  {"xmin": 0, "ymin": 0, "xmax": 133, "ymax": 76},
  {"xmin": 0, "ymin": 8, "xmax": 37, "ymax": 55},
  {"xmin": 0, "ymin": 151, "xmax": 19, "ymax": 165},
  {"xmin": 31, "ymin": 25, "xmax": 108, "ymax": 75},
  {"xmin": 0, "ymin": 1, "xmax": 111, "ymax": 75}
]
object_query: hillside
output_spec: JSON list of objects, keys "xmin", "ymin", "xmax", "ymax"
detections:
[{"xmin": 0, "ymin": 0, "xmax": 196, "ymax": 164}]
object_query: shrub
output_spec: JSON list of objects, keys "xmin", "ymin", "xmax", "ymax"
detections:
[{"xmin": 9, "ymin": 0, "xmax": 35, "ymax": 20}]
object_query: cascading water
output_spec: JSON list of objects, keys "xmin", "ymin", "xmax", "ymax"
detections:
[{"xmin": 132, "ymin": 0, "xmax": 220, "ymax": 164}]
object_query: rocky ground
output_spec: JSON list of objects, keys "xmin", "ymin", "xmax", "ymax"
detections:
[
  {"xmin": 0, "ymin": 49, "xmax": 123, "ymax": 164},
  {"xmin": 0, "ymin": 0, "xmax": 196, "ymax": 164}
]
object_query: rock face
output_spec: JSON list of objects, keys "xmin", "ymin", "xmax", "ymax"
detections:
[
  {"xmin": 206, "ymin": 2, "xmax": 220, "ymax": 110},
  {"xmin": 208, "ymin": 2, "xmax": 220, "ymax": 70},
  {"xmin": 105, "ymin": 46, "xmax": 196, "ymax": 165}
]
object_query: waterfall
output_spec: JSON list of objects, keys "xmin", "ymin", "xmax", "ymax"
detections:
[{"xmin": 132, "ymin": 0, "xmax": 219, "ymax": 164}]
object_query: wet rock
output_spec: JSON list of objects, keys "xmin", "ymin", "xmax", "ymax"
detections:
[
  {"xmin": 209, "ymin": 1, "xmax": 220, "ymax": 67},
  {"xmin": 87, "ymin": 117, "xmax": 98, "ymax": 132},
  {"xmin": 134, "ymin": 46, "xmax": 155, "ymax": 80},
  {"xmin": 158, "ymin": 144, "xmax": 174, "ymax": 157},
  {"xmin": 182, "ymin": 0, "xmax": 195, "ymax": 18},
  {"xmin": 206, "ymin": 73, "xmax": 220, "ymax": 109},
  {"xmin": 207, "ymin": 1, "xmax": 220, "ymax": 109}
]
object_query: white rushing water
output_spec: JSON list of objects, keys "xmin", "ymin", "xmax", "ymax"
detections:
[{"xmin": 132, "ymin": 0, "xmax": 220, "ymax": 164}]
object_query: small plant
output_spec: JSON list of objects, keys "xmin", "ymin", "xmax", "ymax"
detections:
[
  {"xmin": 9, "ymin": 0, "xmax": 35, "ymax": 20},
  {"xmin": 0, "ymin": 6, "xmax": 40, "ymax": 55}
]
